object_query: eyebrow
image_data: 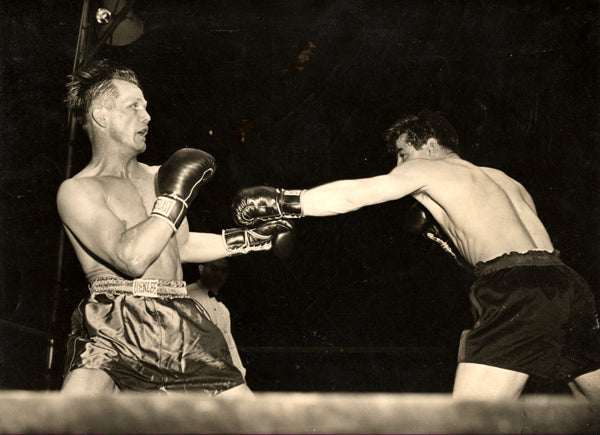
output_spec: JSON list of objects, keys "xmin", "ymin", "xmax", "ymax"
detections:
[{"xmin": 125, "ymin": 97, "xmax": 147, "ymax": 105}]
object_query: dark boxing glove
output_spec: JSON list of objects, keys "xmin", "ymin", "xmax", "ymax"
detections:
[
  {"xmin": 222, "ymin": 220, "xmax": 293, "ymax": 256},
  {"xmin": 232, "ymin": 186, "xmax": 304, "ymax": 227},
  {"xmin": 151, "ymin": 148, "xmax": 216, "ymax": 231},
  {"xmin": 404, "ymin": 201, "xmax": 469, "ymax": 269},
  {"xmin": 404, "ymin": 201, "xmax": 440, "ymax": 236},
  {"xmin": 272, "ymin": 230, "xmax": 295, "ymax": 259}
]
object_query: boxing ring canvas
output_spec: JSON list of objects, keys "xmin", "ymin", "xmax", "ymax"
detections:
[{"xmin": 0, "ymin": 0, "xmax": 599, "ymax": 432}]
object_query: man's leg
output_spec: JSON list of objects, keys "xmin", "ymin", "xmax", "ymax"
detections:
[
  {"xmin": 569, "ymin": 368, "xmax": 600, "ymax": 400},
  {"xmin": 453, "ymin": 362, "xmax": 528, "ymax": 400},
  {"xmin": 61, "ymin": 368, "xmax": 120, "ymax": 395}
]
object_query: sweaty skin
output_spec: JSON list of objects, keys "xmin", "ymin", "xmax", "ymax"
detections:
[{"xmin": 301, "ymin": 134, "xmax": 554, "ymax": 266}]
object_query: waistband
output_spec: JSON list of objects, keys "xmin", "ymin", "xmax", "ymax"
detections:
[
  {"xmin": 89, "ymin": 277, "xmax": 188, "ymax": 298},
  {"xmin": 473, "ymin": 250, "xmax": 563, "ymax": 277}
]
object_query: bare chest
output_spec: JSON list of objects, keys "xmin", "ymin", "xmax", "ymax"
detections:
[{"xmin": 100, "ymin": 176, "xmax": 157, "ymax": 227}]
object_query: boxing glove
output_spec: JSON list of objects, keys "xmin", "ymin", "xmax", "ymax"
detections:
[
  {"xmin": 404, "ymin": 201, "xmax": 468, "ymax": 268},
  {"xmin": 404, "ymin": 201, "xmax": 440, "ymax": 236},
  {"xmin": 151, "ymin": 148, "xmax": 216, "ymax": 231},
  {"xmin": 232, "ymin": 186, "xmax": 303, "ymax": 227},
  {"xmin": 222, "ymin": 220, "xmax": 293, "ymax": 256}
]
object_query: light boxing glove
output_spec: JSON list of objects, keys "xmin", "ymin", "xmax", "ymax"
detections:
[
  {"xmin": 222, "ymin": 219, "xmax": 293, "ymax": 256},
  {"xmin": 151, "ymin": 148, "xmax": 216, "ymax": 231},
  {"xmin": 232, "ymin": 186, "xmax": 303, "ymax": 227}
]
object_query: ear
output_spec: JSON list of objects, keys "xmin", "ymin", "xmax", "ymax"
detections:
[
  {"xmin": 425, "ymin": 138, "xmax": 439, "ymax": 156},
  {"xmin": 91, "ymin": 106, "xmax": 108, "ymax": 128}
]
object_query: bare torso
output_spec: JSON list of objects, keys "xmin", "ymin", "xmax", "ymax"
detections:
[
  {"xmin": 411, "ymin": 158, "xmax": 554, "ymax": 265},
  {"xmin": 62, "ymin": 162, "xmax": 183, "ymax": 282}
]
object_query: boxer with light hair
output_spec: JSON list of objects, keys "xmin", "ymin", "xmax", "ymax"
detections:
[
  {"xmin": 58, "ymin": 59, "xmax": 291, "ymax": 396},
  {"xmin": 231, "ymin": 110, "xmax": 600, "ymax": 400}
]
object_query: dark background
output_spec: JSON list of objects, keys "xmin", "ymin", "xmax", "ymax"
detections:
[{"xmin": 0, "ymin": 0, "xmax": 598, "ymax": 393}]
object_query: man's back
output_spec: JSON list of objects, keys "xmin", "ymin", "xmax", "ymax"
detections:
[{"xmin": 409, "ymin": 157, "xmax": 554, "ymax": 265}]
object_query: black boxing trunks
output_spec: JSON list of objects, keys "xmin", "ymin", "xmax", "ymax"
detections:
[
  {"xmin": 64, "ymin": 277, "xmax": 245, "ymax": 393},
  {"xmin": 458, "ymin": 251, "xmax": 600, "ymax": 380}
]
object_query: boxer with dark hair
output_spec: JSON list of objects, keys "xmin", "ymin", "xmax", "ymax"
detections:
[
  {"xmin": 58, "ymin": 59, "xmax": 291, "ymax": 396},
  {"xmin": 232, "ymin": 110, "xmax": 600, "ymax": 400}
]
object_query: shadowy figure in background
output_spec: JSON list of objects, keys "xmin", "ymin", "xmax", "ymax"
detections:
[{"xmin": 187, "ymin": 258, "xmax": 247, "ymax": 379}]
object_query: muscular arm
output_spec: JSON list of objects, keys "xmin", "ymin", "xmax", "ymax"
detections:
[
  {"xmin": 302, "ymin": 162, "xmax": 426, "ymax": 216},
  {"xmin": 57, "ymin": 178, "xmax": 174, "ymax": 278}
]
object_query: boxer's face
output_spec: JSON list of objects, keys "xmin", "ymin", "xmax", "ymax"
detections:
[{"xmin": 106, "ymin": 79, "xmax": 150, "ymax": 152}]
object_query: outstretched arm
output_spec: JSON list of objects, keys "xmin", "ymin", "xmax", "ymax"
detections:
[
  {"xmin": 178, "ymin": 221, "xmax": 294, "ymax": 263},
  {"xmin": 178, "ymin": 231, "xmax": 230, "ymax": 263},
  {"xmin": 301, "ymin": 172, "xmax": 415, "ymax": 216},
  {"xmin": 232, "ymin": 162, "xmax": 427, "ymax": 225}
]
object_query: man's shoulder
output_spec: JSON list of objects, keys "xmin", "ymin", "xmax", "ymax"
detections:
[
  {"xmin": 480, "ymin": 166, "xmax": 506, "ymax": 176},
  {"xmin": 58, "ymin": 174, "xmax": 101, "ymax": 195},
  {"xmin": 389, "ymin": 157, "xmax": 455, "ymax": 176},
  {"xmin": 56, "ymin": 177, "xmax": 105, "ymax": 214},
  {"xmin": 480, "ymin": 166, "xmax": 521, "ymax": 184}
]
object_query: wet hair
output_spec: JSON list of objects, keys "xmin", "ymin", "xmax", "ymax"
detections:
[
  {"xmin": 383, "ymin": 110, "xmax": 459, "ymax": 155},
  {"xmin": 64, "ymin": 59, "xmax": 140, "ymax": 129}
]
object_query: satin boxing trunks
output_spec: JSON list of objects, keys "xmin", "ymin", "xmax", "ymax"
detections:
[
  {"xmin": 458, "ymin": 250, "xmax": 600, "ymax": 380},
  {"xmin": 64, "ymin": 277, "xmax": 245, "ymax": 393}
]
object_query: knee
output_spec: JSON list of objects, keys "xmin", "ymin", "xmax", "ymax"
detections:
[
  {"xmin": 61, "ymin": 368, "xmax": 119, "ymax": 395},
  {"xmin": 571, "ymin": 369, "xmax": 600, "ymax": 400}
]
